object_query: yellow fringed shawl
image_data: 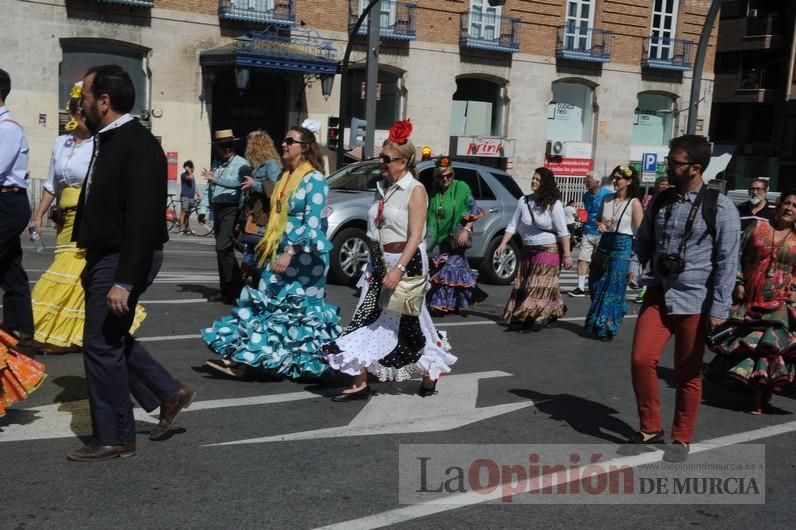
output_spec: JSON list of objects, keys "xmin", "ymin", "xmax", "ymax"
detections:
[{"xmin": 256, "ymin": 161, "xmax": 315, "ymax": 265}]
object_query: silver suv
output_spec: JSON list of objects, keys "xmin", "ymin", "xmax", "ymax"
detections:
[{"xmin": 324, "ymin": 159, "xmax": 524, "ymax": 285}]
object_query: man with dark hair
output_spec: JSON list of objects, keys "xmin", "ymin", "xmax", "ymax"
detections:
[
  {"xmin": 737, "ymin": 178, "xmax": 775, "ymax": 231},
  {"xmin": 0, "ymin": 67, "xmax": 35, "ymax": 349},
  {"xmin": 621, "ymin": 134, "xmax": 741, "ymax": 463},
  {"xmin": 69, "ymin": 65, "xmax": 195, "ymax": 462},
  {"xmin": 179, "ymin": 160, "xmax": 196, "ymax": 235}
]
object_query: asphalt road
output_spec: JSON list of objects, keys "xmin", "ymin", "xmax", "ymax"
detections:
[{"xmin": 1, "ymin": 230, "xmax": 793, "ymax": 529}]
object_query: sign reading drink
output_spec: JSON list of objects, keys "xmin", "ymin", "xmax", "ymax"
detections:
[{"xmin": 454, "ymin": 137, "xmax": 516, "ymax": 158}]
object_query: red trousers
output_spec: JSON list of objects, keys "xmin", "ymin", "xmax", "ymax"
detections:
[{"xmin": 630, "ymin": 287, "xmax": 706, "ymax": 443}]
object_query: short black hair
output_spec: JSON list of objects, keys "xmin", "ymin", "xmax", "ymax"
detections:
[
  {"xmin": 669, "ymin": 134, "xmax": 711, "ymax": 173},
  {"xmin": 0, "ymin": 68, "xmax": 10, "ymax": 101},
  {"xmin": 85, "ymin": 64, "xmax": 135, "ymax": 114},
  {"xmin": 183, "ymin": 160, "xmax": 194, "ymax": 169},
  {"xmin": 779, "ymin": 188, "xmax": 796, "ymax": 205}
]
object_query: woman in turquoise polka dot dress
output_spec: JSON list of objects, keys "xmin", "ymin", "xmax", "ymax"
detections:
[{"xmin": 202, "ymin": 126, "xmax": 341, "ymax": 380}]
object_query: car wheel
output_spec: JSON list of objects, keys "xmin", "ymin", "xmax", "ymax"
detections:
[
  {"xmin": 480, "ymin": 236, "xmax": 519, "ymax": 285},
  {"xmin": 330, "ymin": 227, "xmax": 371, "ymax": 284}
]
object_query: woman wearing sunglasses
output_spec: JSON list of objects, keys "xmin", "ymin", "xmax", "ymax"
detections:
[
  {"xmin": 584, "ymin": 165, "xmax": 643, "ymax": 342},
  {"xmin": 425, "ymin": 156, "xmax": 488, "ymax": 315},
  {"xmin": 324, "ymin": 120, "xmax": 457, "ymax": 400},
  {"xmin": 202, "ymin": 126, "xmax": 341, "ymax": 380}
]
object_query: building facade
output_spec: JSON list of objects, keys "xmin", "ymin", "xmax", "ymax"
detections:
[
  {"xmin": 3, "ymin": 0, "xmax": 717, "ymax": 197},
  {"xmin": 710, "ymin": 0, "xmax": 796, "ymax": 192}
]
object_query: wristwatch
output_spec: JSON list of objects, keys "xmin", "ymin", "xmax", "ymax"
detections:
[
  {"xmin": 286, "ymin": 246, "xmax": 296, "ymax": 256},
  {"xmin": 397, "ymin": 263, "xmax": 407, "ymax": 275}
]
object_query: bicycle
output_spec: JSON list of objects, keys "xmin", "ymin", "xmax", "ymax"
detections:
[{"xmin": 165, "ymin": 194, "xmax": 214, "ymax": 237}]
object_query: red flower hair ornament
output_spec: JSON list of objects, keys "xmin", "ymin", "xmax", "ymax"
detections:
[{"xmin": 388, "ymin": 119, "xmax": 413, "ymax": 145}]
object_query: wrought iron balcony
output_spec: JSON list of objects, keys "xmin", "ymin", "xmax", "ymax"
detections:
[
  {"xmin": 96, "ymin": 0, "xmax": 154, "ymax": 6},
  {"xmin": 556, "ymin": 25, "xmax": 612, "ymax": 63},
  {"xmin": 219, "ymin": 0, "xmax": 296, "ymax": 25},
  {"xmin": 459, "ymin": 11, "xmax": 519, "ymax": 53},
  {"xmin": 642, "ymin": 36, "xmax": 694, "ymax": 72},
  {"xmin": 349, "ymin": 1, "xmax": 416, "ymax": 41}
]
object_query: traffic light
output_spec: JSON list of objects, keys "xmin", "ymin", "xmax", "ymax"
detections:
[
  {"xmin": 327, "ymin": 116, "xmax": 340, "ymax": 149},
  {"xmin": 349, "ymin": 117, "xmax": 367, "ymax": 150}
]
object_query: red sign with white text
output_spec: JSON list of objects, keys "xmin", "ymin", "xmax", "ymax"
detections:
[
  {"xmin": 544, "ymin": 157, "xmax": 593, "ymax": 176},
  {"xmin": 166, "ymin": 151, "xmax": 179, "ymax": 181}
]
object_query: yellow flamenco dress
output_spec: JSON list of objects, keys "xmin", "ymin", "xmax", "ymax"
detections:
[
  {"xmin": 0, "ymin": 329, "xmax": 46, "ymax": 417},
  {"xmin": 30, "ymin": 187, "xmax": 146, "ymax": 348}
]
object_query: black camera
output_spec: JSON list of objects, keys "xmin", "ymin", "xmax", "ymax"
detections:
[{"xmin": 655, "ymin": 253, "xmax": 685, "ymax": 277}]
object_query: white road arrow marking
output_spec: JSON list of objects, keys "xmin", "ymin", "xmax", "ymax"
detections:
[{"xmin": 206, "ymin": 370, "xmax": 532, "ymax": 446}]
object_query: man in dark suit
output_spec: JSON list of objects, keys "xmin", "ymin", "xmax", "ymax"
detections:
[{"xmin": 68, "ymin": 65, "xmax": 195, "ymax": 462}]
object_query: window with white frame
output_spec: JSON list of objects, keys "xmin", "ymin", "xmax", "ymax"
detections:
[
  {"xmin": 564, "ymin": 0, "xmax": 595, "ymax": 50},
  {"xmin": 649, "ymin": 0, "xmax": 679, "ymax": 60},
  {"xmin": 470, "ymin": 0, "xmax": 500, "ymax": 41},
  {"xmin": 359, "ymin": 0, "xmax": 397, "ymax": 29}
]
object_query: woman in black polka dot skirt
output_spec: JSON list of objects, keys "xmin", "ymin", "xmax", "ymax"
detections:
[{"xmin": 323, "ymin": 121, "xmax": 457, "ymax": 401}]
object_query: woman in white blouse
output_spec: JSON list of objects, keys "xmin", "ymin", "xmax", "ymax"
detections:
[
  {"xmin": 584, "ymin": 165, "xmax": 643, "ymax": 342},
  {"xmin": 497, "ymin": 167, "xmax": 572, "ymax": 332},
  {"xmin": 28, "ymin": 83, "xmax": 145, "ymax": 351},
  {"xmin": 324, "ymin": 121, "xmax": 457, "ymax": 400}
]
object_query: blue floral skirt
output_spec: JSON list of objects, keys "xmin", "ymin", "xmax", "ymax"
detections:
[
  {"xmin": 202, "ymin": 251, "xmax": 341, "ymax": 380},
  {"xmin": 585, "ymin": 233, "xmax": 633, "ymax": 338}
]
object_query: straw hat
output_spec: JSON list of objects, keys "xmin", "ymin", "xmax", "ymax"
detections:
[{"xmin": 212, "ymin": 129, "xmax": 239, "ymax": 143}]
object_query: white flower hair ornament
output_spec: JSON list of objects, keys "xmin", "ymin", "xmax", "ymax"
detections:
[{"xmin": 301, "ymin": 119, "xmax": 321, "ymax": 135}]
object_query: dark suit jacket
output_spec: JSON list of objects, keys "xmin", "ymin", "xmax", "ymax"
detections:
[{"xmin": 73, "ymin": 118, "xmax": 169, "ymax": 286}]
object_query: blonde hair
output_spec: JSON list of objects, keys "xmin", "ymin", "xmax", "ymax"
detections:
[
  {"xmin": 245, "ymin": 130, "xmax": 281, "ymax": 170},
  {"xmin": 382, "ymin": 138, "xmax": 418, "ymax": 177}
]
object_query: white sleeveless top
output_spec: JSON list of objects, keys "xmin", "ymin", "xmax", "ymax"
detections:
[
  {"xmin": 367, "ymin": 172, "xmax": 427, "ymax": 244},
  {"xmin": 600, "ymin": 194, "xmax": 637, "ymax": 236}
]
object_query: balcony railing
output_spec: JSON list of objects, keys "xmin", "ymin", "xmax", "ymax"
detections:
[
  {"xmin": 745, "ymin": 14, "xmax": 781, "ymax": 37},
  {"xmin": 218, "ymin": 0, "xmax": 296, "ymax": 25},
  {"xmin": 349, "ymin": 1, "xmax": 416, "ymax": 41},
  {"xmin": 459, "ymin": 11, "xmax": 519, "ymax": 53},
  {"xmin": 556, "ymin": 25, "xmax": 612, "ymax": 63},
  {"xmin": 642, "ymin": 36, "xmax": 694, "ymax": 72},
  {"xmin": 96, "ymin": 0, "xmax": 154, "ymax": 6}
]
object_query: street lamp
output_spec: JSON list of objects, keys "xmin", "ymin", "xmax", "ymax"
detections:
[
  {"xmin": 321, "ymin": 74, "xmax": 335, "ymax": 100},
  {"xmin": 235, "ymin": 66, "xmax": 250, "ymax": 93}
]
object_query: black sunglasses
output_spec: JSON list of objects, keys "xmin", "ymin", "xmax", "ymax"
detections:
[
  {"xmin": 283, "ymin": 137, "xmax": 309, "ymax": 146},
  {"xmin": 665, "ymin": 157, "xmax": 692, "ymax": 169},
  {"xmin": 380, "ymin": 153, "xmax": 403, "ymax": 164}
]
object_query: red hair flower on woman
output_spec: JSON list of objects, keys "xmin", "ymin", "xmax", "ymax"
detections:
[
  {"xmin": 388, "ymin": 119, "xmax": 413, "ymax": 145},
  {"xmin": 435, "ymin": 155, "xmax": 451, "ymax": 168}
]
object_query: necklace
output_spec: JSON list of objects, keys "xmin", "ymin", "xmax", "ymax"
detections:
[
  {"xmin": 767, "ymin": 225, "xmax": 793, "ymax": 278},
  {"xmin": 376, "ymin": 184, "xmax": 400, "ymax": 229},
  {"xmin": 607, "ymin": 196, "xmax": 628, "ymax": 230}
]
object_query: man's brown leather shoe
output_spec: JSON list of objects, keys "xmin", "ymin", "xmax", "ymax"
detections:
[
  {"xmin": 67, "ymin": 441, "xmax": 136, "ymax": 462},
  {"xmin": 149, "ymin": 384, "xmax": 196, "ymax": 440}
]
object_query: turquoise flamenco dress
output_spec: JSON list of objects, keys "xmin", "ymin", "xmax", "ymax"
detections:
[{"xmin": 201, "ymin": 170, "xmax": 342, "ymax": 379}]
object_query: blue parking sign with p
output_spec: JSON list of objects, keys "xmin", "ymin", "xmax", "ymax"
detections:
[{"xmin": 643, "ymin": 153, "xmax": 657, "ymax": 173}]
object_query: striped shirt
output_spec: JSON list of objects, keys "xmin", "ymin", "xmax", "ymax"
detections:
[{"xmin": 634, "ymin": 184, "xmax": 742, "ymax": 318}]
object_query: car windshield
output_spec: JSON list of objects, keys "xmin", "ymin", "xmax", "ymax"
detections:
[{"xmin": 328, "ymin": 162, "xmax": 383, "ymax": 191}]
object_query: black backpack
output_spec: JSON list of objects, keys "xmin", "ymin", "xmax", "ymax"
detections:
[{"xmin": 649, "ymin": 186, "xmax": 720, "ymax": 242}]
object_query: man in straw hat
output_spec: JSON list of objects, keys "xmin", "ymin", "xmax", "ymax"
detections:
[{"xmin": 201, "ymin": 129, "xmax": 250, "ymax": 304}]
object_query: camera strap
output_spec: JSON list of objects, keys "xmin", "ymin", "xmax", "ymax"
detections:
[{"xmin": 663, "ymin": 186, "xmax": 706, "ymax": 257}]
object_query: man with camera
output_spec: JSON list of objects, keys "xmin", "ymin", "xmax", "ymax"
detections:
[{"xmin": 621, "ymin": 135, "xmax": 740, "ymax": 463}]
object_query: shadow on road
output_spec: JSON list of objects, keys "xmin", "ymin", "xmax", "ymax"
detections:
[
  {"xmin": 177, "ymin": 283, "xmax": 221, "ymax": 299},
  {"xmin": 509, "ymin": 388, "xmax": 635, "ymax": 443}
]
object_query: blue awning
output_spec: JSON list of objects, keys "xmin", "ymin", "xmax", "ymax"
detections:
[{"xmin": 200, "ymin": 28, "xmax": 339, "ymax": 76}]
